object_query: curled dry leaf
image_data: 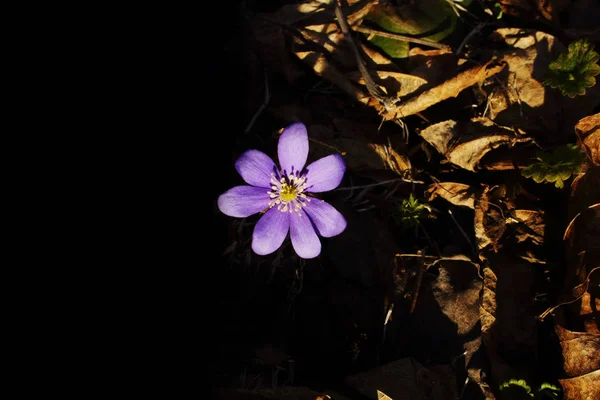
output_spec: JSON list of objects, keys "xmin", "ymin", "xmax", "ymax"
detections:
[
  {"xmin": 419, "ymin": 117, "xmax": 533, "ymax": 172},
  {"xmin": 474, "ymin": 186, "xmax": 506, "ymax": 253},
  {"xmin": 427, "ymin": 182, "xmax": 476, "ymax": 209},
  {"xmin": 385, "ymin": 58, "xmax": 507, "ymax": 119},
  {"xmin": 575, "ymin": 113, "xmax": 600, "ymax": 166}
]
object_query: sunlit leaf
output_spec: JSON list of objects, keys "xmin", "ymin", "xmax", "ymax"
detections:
[{"xmin": 543, "ymin": 39, "xmax": 600, "ymax": 98}]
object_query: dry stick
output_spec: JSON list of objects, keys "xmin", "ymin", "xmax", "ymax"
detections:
[
  {"xmin": 448, "ymin": 208, "xmax": 476, "ymax": 256},
  {"xmin": 455, "ymin": 22, "xmax": 487, "ymax": 56},
  {"xmin": 409, "ymin": 250, "xmax": 426, "ymax": 314},
  {"xmin": 355, "ymin": 26, "xmax": 452, "ymax": 51},
  {"xmin": 333, "ymin": 2, "xmax": 399, "ymax": 111},
  {"xmin": 333, "ymin": 176, "xmax": 425, "ymax": 192},
  {"xmin": 538, "ymin": 266, "xmax": 600, "ymax": 320}
]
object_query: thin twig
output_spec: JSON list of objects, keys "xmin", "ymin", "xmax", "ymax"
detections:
[
  {"xmin": 409, "ymin": 250, "xmax": 426, "ymax": 314},
  {"xmin": 334, "ymin": 1, "xmax": 399, "ymax": 110},
  {"xmin": 538, "ymin": 266, "xmax": 600, "ymax": 320},
  {"xmin": 334, "ymin": 177, "xmax": 425, "ymax": 192},
  {"xmin": 355, "ymin": 26, "xmax": 452, "ymax": 51},
  {"xmin": 448, "ymin": 208, "xmax": 476, "ymax": 255},
  {"xmin": 455, "ymin": 22, "xmax": 487, "ymax": 56}
]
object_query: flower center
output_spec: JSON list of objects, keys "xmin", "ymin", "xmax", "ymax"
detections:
[{"xmin": 268, "ymin": 172, "xmax": 310, "ymax": 215}]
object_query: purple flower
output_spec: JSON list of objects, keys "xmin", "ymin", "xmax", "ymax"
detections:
[{"xmin": 218, "ymin": 122, "xmax": 347, "ymax": 259}]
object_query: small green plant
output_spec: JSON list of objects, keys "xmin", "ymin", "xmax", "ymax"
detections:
[
  {"xmin": 521, "ymin": 144, "xmax": 586, "ymax": 189},
  {"xmin": 493, "ymin": 2, "xmax": 503, "ymax": 19},
  {"xmin": 397, "ymin": 194, "xmax": 426, "ymax": 227},
  {"xmin": 543, "ymin": 38, "xmax": 600, "ymax": 98},
  {"xmin": 499, "ymin": 379, "xmax": 560, "ymax": 400}
]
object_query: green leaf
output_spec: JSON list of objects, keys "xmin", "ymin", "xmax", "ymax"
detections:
[
  {"xmin": 364, "ymin": 0, "xmax": 459, "ymax": 59},
  {"xmin": 499, "ymin": 378, "xmax": 534, "ymax": 399},
  {"xmin": 521, "ymin": 144, "xmax": 586, "ymax": 188},
  {"xmin": 535, "ymin": 383, "xmax": 560, "ymax": 400},
  {"xmin": 543, "ymin": 39, "xmax": 600, "ymax": 98}
]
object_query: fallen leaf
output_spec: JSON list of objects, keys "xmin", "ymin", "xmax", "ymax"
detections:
[
  {"xmin": 385, "ymin": 58, "xmax": 507, "ymax": 119},
  {"xmin": 427, "ymin": 182, "xmax": 476, "ymax": 209},
  {"xmin": 429, "ymin": 256, "xmax": 485, "ymax": 386},
  {"xmin": 509, "ymin": 210, "xmax": 544, "ymax": 245},
  {"xmin": 365, "ymin": 0, "xmax": 458, "ymax": 59},
  {"xmin": 559, "ymin": 370, "xmax": 600, "ymax": 400},
  {"xmin": 580, "ymin": 292, "xmax": 600, "ymax": 335},
  {"xmin": 474, "ymin": 186, "xmax": 506, "ymax": 253},
  {"xmin": 555, "ymin": 324, "xmax": 600, "ymax": 377},
  {"xmin": 419, "ymin": 117, "xmax": 532, "ymax": 172},
  {"xmin": 575, "ymin": 113, "xmax": 600, "ymax": 166},
  {"xmin": 485, "ymin": 28, "xmax": 600, "ymax": 142}
]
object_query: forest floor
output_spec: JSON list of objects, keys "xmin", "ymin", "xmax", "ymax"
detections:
[{"xmin": 209, "ymin": 1, "xmax": 600, "ymax": 399}]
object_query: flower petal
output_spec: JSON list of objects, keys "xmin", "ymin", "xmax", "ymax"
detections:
[
  {"xmin": 235, "ymin": 150, "xmax": 277, "ymax": 188},
  {"xmin": 290, "ymin": 212, "xmax": 321, "ymax": 259},
  {"xmin": 304, "ymin": 154, "xmax": 346, "ymax": 192},
  {"xmin": 252, "ymin": 207, "xmax": 290, "ymax": 255},
  {"xmin": 278, "ymin": 122, "xmax": 309, "ymax": 176},
  {"xmin": 305, "ymin": 199, "xmax": 347, "ymax": 238},
  {"xmin": 217, "ymin": 186, "xmax": 270, "ymax": 218}
]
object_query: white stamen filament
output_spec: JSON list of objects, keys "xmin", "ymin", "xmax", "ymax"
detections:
[{"xmin": 267, "ymin": 172, "xmax": 310, "ymax": 216}]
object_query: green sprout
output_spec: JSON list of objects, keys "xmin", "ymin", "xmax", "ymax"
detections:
[
  {"xmin": 536, "ymin": 383, "xmax": 561, "ymax": 399},
  {"xmin": 499, "ymin": 379, "xmax": 534, "ymax": 399},
  {"xmin": 397, "ymin": 194, "xmax": 426, "ymax": 227},
  {"xmin": 493, "ymin": 3, "xmax": 503, "ymax": 19},
  {"xmin": 543, "ymin": 38, "xmax": 600, "ymax": 98},
  {"xmin": 521, "ymin": 144, "xmax": 586, "ymax": 189},
  {"xmin": 498, "ymin": 379, "xmax": 561, "ymax": 400}
]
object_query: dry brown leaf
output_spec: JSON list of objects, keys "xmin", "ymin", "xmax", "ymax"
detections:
[
  {"xmin": 559, "ymin": 370, "xmax": 600, "ymax": 400},
  {"xmin": 485, "ymin": 29, "xmax": 600, "ymax": 141},
  {"xmin": 429, "ymin": 256, "xmax": 484, "ymax": 386},
  {"xmin": 474, "ymin": 186, "xmax": 506, "ymax": 253},
  {"xmin": 509, "ymin": 210, "xmax": 544, "ymax": 245},
  {"xmin": 348, "ymin": 69, "xmax": 429, "ymax": 99},
  {"xmin": 385, "ymin": 58, "xmax": 507, "ymax": 119},
  {"xmin": 427, "ymin": 182, "xmax": 476, "ymax": 209},
  {"xmin": 419, "ymin": 117, "xmax": 532, "ymax": 172},
  {"xmin": 581, "ymin": 292, "xmax": 600, "ymax": 335},
  {"xmin": 556, "ymin": 324, "xmax": 600, "ymax": 377},
  {"xmin": 575, "ymin": 113, "xmax": 600, "ymax": 166},
  {"xmin": 485, "ymin": 29, "xmax": 563, "ymax": 132}
]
